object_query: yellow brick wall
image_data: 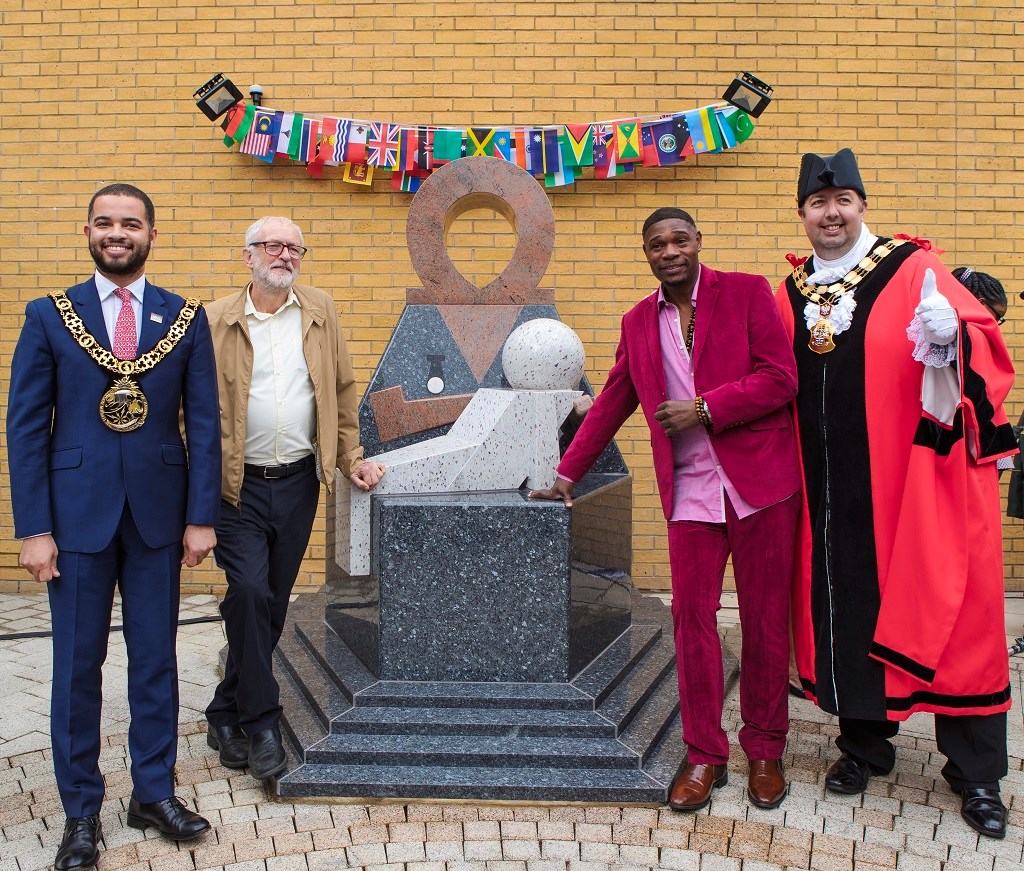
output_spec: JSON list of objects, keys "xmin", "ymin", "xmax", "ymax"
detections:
[{"xmin": 2, "ymin": 1, "xmax": 1023, "ymax": 595}]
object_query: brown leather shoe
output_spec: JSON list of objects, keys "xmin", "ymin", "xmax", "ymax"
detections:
[
  {"xmin": 747, "ymin": 758, "xmax": 789, "ymax": 809},
  {"xmin": 667, "ymin": 762, "xmax": 727, "ymax": 811}
]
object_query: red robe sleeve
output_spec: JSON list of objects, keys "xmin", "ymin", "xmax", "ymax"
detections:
[{"xmin": 868, "ymin": 252, "xmax": 1015, "ymax": 683}]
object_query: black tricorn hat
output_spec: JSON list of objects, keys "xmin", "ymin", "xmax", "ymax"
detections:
[{"xmin": 797, "ymin": 148, "xmax": 866, "ymax": 206}]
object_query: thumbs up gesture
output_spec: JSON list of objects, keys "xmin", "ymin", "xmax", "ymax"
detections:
[{"xmin": 914, "ymin": 268, "xmax": 958, "ymax": 345}]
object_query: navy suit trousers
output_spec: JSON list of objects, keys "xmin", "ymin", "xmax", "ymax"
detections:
[{"xmin": 48, "ymin": 501, "xmax": 182, "ymax": 817}]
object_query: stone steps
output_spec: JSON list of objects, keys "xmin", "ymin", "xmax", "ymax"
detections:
[
  {"xmin": 277, "ymin": 761, "xmax": 666, "ymax": 802},
  {"xmin": 330, "ymin": 704, "xmax": 618, "ymax": 737},
  {"xmin": 304, "ymin": 732, "xmax": 641, "ymax": 769},
  {"xmin": 274, "ymin": 589, "xmax": 736, "ymax": 801}
]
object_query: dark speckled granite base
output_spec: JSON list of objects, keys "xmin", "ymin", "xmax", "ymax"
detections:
[
  {"xmin": 275, "ymin": 585, "xmax": 738, "ymax": 803},
  {"xmin": 276, "ymin": 470, "xmax": 737, "ymax": 803},
  {"xmin": 330, "ymin": 473, "xmax": 632, "ymax": 682}
]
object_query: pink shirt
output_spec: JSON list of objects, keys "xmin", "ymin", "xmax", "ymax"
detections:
[{"xmin": 657, "ymin": 283, "xmax": 759, "ymax": 522}]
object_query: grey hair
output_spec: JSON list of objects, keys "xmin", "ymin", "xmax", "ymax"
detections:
[{"xmin": 244, "ymin": 216, "xmax": 305, "ymax": 247}]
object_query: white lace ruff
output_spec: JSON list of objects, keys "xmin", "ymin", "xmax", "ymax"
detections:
[
  {"xmin": 802, "ymin": 293, "xmax": 858, "ymax": 336},
  {"xmin": 907, "ymin": 316, "xmax": 958, "ymax": 368}
]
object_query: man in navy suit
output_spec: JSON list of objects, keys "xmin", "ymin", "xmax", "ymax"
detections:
[{"xmin": 7, "ymin": 184, "xmax": 222, "ymax": 870}]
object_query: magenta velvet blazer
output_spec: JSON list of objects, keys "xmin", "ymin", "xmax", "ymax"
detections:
[{"xmin": 558, "ymin": 266, "xmax": 801, "ymax": 519}]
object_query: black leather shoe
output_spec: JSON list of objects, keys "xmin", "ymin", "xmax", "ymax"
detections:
[
  {"xmin": 960, "ymin": 788, "xmax": 1007, "ymax": 839},
  {"xmin": 126, "ymin": 795, "xmax": 210, "ymax": 840},
  {"xmin": 207, "ymin": 723, "xmax": 249, "ymax": 769},
  {"xmin": 248, "ymin": 727, "xmax": 287, "ymax": 781},
  {"xmin": 54, "ymin": 815, "xmax": 101, "ymax": 870},
  {"xmin": 825, "ymin": 753, "xmax": 873, "ymax": 794}
]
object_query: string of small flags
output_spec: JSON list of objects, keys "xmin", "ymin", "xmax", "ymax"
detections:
[{"xmin": 214, "ymin": 100, "xmax": 756, "ymax": 191}]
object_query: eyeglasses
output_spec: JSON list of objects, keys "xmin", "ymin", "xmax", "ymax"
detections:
[
  {"xmin": 249, "ymin": 240, "xmax": 308, "ymax": 259},
  {"xmin": 982, "ymin": 300, "xmax": 1006, "ymax": 325}
]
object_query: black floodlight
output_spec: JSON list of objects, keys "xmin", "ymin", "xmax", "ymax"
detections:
[
  {"xmin": 194, "ymin": 74, "xmax": 244, "ymax": 121},
  {"xmin": 722, "ymin": 72, "xmax": 773, "ymax": 118}
]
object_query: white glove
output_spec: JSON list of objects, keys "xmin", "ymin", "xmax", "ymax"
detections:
[{"xmin": 914, "ymin": 268, "xmax": 958, "ymax": 345}]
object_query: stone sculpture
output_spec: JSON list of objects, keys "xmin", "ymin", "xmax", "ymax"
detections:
[{"xmin": 271, "ymin": 157, "xmax": 737, "ymax": 801}]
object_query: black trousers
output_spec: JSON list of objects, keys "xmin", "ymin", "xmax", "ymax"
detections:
[
  {"xmin": 837, "ymin": 713, "xmax": 1007, "ymax": 791},
  {"xmin": 206, "ymin": 461, "xmax": 320, "ymax": 734}
]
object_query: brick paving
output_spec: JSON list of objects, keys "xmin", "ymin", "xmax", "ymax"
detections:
[{"xmin": 0, "ymin": 591, "xmax": 1022, "ymax": 871}]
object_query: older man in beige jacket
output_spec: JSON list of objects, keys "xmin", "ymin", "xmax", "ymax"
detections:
[{"xmin": 204, "ymin": 216, "xmax": 384, "ymax": 782}]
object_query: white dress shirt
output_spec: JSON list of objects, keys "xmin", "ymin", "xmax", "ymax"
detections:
[
  {"xmin": 95, "ymin": 271, "xmax": 144, "ymax": 346},
  {"xmin": 244, "ymin": 288, "xmax": 317, "ymax": 466}
]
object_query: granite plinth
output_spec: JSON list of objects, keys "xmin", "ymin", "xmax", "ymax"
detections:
[
  {"xmin": 330, "ymin": 473, "xmax": 632, "ymax": 682},
  {"xmin": 339, "ymin": 388, "xmax": 582, "ymax": 577},
  {"xmin": 275, "ymin": 587, "xmax": 739, "ymax": 803}
]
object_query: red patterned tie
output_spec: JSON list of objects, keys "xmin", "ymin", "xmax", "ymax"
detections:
[{"xmin": 112, "ymin": 287, "xmax": 137, "ymax": 361}]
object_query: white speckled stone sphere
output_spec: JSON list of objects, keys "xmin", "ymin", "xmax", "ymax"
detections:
[{"xmin": 501, "ymin": 318, "xmax": 585, "ymax": 390}]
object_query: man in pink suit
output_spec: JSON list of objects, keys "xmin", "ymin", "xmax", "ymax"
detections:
[{"xmin": 532, "ymin": 208, "xmax": 801, "ymax": 811}]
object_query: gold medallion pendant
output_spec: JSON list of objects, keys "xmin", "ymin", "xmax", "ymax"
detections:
[
  {"xmin": 809, "ymin": 319, "xmax": 836, "ymax": 354},
  {"xmin": 789, "ymin": 238, "xmax": 910, "ymax": 358},
  {"xmin": 48, "ymin": 290, "xmax": 200, "ymax": 434},
  {"xmin": 100, "ymin": 376, "xmax": 149, "ymax": 432}
]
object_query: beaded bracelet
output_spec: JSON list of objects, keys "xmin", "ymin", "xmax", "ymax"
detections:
[{"xmin": 694, "ymin": 396, "xmax": 712, "ymax": 431}]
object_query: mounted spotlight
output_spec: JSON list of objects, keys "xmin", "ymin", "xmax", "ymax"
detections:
[
  {"xmin": 249, "ymin": 84, "xmax": 264, "ymax": 107},
  {"xmin": 193, "ymin": 73, "xmax": 245, "ymax": 121},
  {"xmin": 722, "ymin": 72, "xmax": 774, "ymax": 118}
]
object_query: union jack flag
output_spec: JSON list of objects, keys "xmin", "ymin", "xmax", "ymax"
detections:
[{"xmin": 366, "ymin": 122, "xmax": 399, "ymax": 168}]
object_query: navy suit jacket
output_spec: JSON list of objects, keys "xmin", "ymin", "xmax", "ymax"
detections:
[{"xmin": 7, "ymin": 278, "xmax": 221, "ymax": 552}]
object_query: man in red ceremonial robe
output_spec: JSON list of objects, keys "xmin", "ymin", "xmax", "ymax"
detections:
[
  {"xmin": 777, "ymin": 148, "xmax": 1018, "ymax": 839},
  {"xmin": 533, "ymin": 208, "xmax": 801, "ymax": 813}
]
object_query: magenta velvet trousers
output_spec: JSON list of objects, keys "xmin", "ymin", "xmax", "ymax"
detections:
[{"xmin": 667, "ymin": 492, "xmax": 799, "ymax": 764}]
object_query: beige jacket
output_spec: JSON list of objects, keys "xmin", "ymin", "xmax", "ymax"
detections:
[{"xmin": 206, "ymin": 282, "xmax": 364, "ymax": 508}]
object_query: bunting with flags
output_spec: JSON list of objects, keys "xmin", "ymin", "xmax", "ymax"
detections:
[{"xmin": 204, "ymin": 90, "xmax": 760, "ymax": 191}]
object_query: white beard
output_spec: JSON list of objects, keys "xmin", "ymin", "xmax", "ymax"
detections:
[{"xmin": 252, "ymin": 261, "xmax": 296, "ymax": 290}]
